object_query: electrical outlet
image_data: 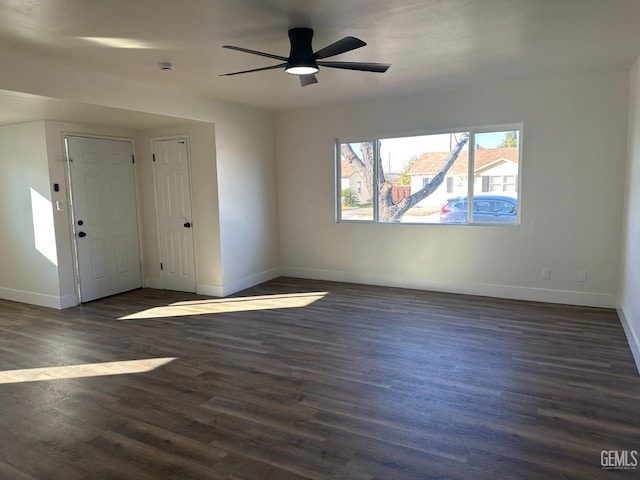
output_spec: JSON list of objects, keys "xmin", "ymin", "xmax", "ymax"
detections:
[
  {"xmin": 542, "ymin": 268, "xmax": 551, "ymax": 280},
  {"xmin": 313, "ymin": 254, "xmax": 321, "ymax": 263},
  {"xmin": 578, "ymin": 270, "xmax": 587, "ymax": 283}
]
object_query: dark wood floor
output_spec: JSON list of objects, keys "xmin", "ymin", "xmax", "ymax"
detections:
[{"xmin": 0, "ymin": 277, "xmax": 638, "ymax": 479}]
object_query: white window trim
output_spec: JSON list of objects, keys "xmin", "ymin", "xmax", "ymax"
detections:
[{"xmin": 336, "ymin": 123, "xmax": 523, "ymax": 225}]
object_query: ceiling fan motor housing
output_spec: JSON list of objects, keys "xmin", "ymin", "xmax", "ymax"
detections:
[{"xmin": 287, "ymin": 28, "xmax": 318, "ymax": 71}]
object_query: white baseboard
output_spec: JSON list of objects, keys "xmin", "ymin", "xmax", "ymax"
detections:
[
  {"xmin": 0, "ymin": 287, "xmax": 77, "ymax": 310},
  {"xmin": 59, "ymin": 294, "xmax": 78, "ymax": 309},
  {"xmin": 199, "ymin": 267, "xmax": 281, "ymax": 298},
  {"xmin": 279, "ymin": 266, "xmax": 616, "ymax": 308},
  {"xmin": 196, "ymin": 283, "xmax": 224, "ymax": 297},
  {"xmin": 618, "ymin": 307, "xmax": 640, "ymax": 376}
]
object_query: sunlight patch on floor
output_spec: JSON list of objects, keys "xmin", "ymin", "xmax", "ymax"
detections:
[
  {"xmin": 0, "ymin": 357, "xmax": 177, "ymax": 384},
  {"xmin": 119, "ymin": 292, "xmax": 329, "ymax": 320}
]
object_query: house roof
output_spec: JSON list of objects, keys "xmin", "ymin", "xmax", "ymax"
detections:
[
  {"xmin": 407, "ymin": 147, "xmax": 518, "ymax": 176},
  {"xmin": 341, "ymin": 160, "xmax": 355, "ymax": 178}
]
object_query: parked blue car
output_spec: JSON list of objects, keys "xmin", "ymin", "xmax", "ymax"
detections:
[{"xmin": 440, "ymin": 195, "xmax": 518, "ymax": 223}]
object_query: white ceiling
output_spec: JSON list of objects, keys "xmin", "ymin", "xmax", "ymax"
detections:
[{"xmin": 0, "ymin": 0, "xmax": 640, "ymax": 121}]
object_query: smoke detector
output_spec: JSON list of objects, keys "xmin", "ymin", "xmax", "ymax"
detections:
[{"xmin": 158, "ymin": 62, "xmax": 174, "ymax": 71}]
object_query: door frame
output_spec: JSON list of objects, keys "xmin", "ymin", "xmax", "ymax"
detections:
[
  {"xmin": 151, "ymin": 135, "xmax": 196, "ymax": 291},
  {"xmin": 63, "ymin": 133, "xmax": 144, "ymax": 303}
]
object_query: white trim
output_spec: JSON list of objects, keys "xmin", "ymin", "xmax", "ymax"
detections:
[
  {"xmin": 474, "ymin": 158, "xmax": 515, "ymax": 174},
  {"xmin": 221, "ymin": 267, "xmax": 282, "ymax": 297},
  {"xmin": 335, "ymin": 140, "xmax": 341, "ymax": 222},
  {"xmin": 467, "ymin": 132, "xmax": 475, "ymax": 223},
  {"xmin": 336, "ymin": 124, "xmax": 523, "ymax": 225},
  {"xmin": 196, "ymin": 283, "xmax": 224, "ymax": 298},
  {"xmin": 338, "ymin": 123, "xmax": 524, "ymax": 145},
  {"xmin": 0, "ymin": 287, "xmax": 77, "ymax": 310},
  {"xmin": 64, "ymin": 134, "xmax": 141, "ymax": 302},
  {"xmin": 618, "ymin": 307, "xmax": 640, "ymax": 376},
  {"xmin": 279, "ymin": 266, "xmax": 616, "ymax": 308},
  {"xmin": 198, "ymin": 267, "xmax": 282, "ymax": 298},
  {"xmin": 59, "ymin": 294, "xmax": 79, "ymax": 309}
]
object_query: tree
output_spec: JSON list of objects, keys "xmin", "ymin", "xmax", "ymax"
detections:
[
  {"xmin": 396, "ymin": 156, "xmax": 416, "ymax": 186},
  {"xmin": 499, "ymin": 131, "xmax": 518, "ymax": 148},
  {"xmin": 341, "ymin": 134, "xmax": 469, "ymax": 222},
  {"xmin": 341, "ymin": 188, "xmax": 358, "ymax": 207}
]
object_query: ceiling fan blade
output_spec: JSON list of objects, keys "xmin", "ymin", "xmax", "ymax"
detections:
[
  {"xmin": 220, "ymin": 63, "xmax": 287, "ymax": 76},
  {"xmin": 314, "ymin": 36, "xmax": 366, "ymax": 59},
  {"xmin": 299, "ymin": 74, "xmax": 318, "ymax": 87},
  {"xmin": 317, "ymin": 61, "xmax": 391, "ymax": 73},
  {"xmin": 222, "ymin": 45, "xmax": 288, "ymax": 62}
]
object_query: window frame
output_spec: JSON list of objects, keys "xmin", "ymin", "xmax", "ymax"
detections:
[{"xmin": 335, "ymin": 124, "xmax": 523, "ymax": 225}]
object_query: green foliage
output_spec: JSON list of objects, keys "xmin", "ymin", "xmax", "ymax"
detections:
[
  {"xmin": 396, "ymin": 156, "xmax": 416, "ymax": 186},
  {"xmin": 342, "ymin": 188, "xmax": 359, "ymax": 207},
  {"xmin": 499, "ymin": 131, "xmax": 519, "ymax": 148},
  {"xmin": 396, "ymin": 172, "xmax": 411, "ymax": 186}
]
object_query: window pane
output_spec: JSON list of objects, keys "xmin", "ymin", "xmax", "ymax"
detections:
[
  {"xmin": 472, "ymin": 131, "xmax": 519, "ymax": 223},
  {"xmin": 336, "ymin": 127, "xmax": 520, "ymax": 226},
  {"xmin": 339, "ymin": 142, "xmax": 374, "ymax": 222},
  {"xmin": 379, "ymin": 133, "xmax": 469, "ymax": 224},
  {"xmin": 503, "ymin": 175, "xmax": 517, "ymax": 192},
  {"xmin": 489, "ymin": 175, "xmax": 502, "ymax": 192}
]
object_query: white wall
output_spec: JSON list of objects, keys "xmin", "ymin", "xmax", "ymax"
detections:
[
  {"xmin": 620, "ymin": 58, "xmax": 640, "ymax": 372},
  {"xmin": 216, "ymin": 108, "xmax": 280, "ymax": 295},
  {"xmin": 276, "ymin": 72, "xmax": 629, "ymax": 308},
  {"xmin": 135, "ymin": 123, "xmax": 223, "ymax": 294},
  {"xmin": 0, "ymin": 52, "xmax": 279, "ymax": 303},
  {"xmin": 0, "ymin": 121, "xmax": 62, "ymax": 307}
]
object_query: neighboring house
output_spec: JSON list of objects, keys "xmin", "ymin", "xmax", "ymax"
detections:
[
  {"xmin": 341, "ymin": 160, "xmax": 370, "ymax": 204},
  {"xmin": 407, "ymin": 147, "xmax": 519, "ymax": 209}
]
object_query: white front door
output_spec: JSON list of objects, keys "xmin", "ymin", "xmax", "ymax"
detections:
[
  {"xmin": 153, "ymin": 138, "xmax": 196, "ymax": 293},
  {"xmin": 67, "ymin": 136, "xmax": 142, "ymax": 302}
]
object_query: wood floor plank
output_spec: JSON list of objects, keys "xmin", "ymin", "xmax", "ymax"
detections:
[{"xmin": 0, "ymin": 277, "xmax": 639, "ymax": 479}]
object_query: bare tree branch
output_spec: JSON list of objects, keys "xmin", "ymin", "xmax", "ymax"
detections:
[
  {"xmin": 340, "ymin": 133, "xmax": 469, "ymax": 222},
  {"xmin": 383, "ymin": 133, "xmax": 469, "ymax": 222},
  {"xmin": 341, "ymin": 143, "xmax": 375, "ymax": 201}
]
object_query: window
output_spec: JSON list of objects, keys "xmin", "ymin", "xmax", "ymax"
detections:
[
  {"xmin": 336, "ymin": 126, "xmax": 521, "ymax": 224},
  {"xmin": 446, "ymin": 176, "xmax": 454, "ymax": 193},
  {"xmin": 489, "ymin": 176, "xmax": 502, "ymax": 192},
  {"xmin": 340, "ymin": 143, "xmax": 374, "ymax": 221},
  {"xmin": 485, "ymin": 175, "xmax": 518, "ymax": 193},
  {"xmin": 503, "ymin": 175, "xmax": 517, "ymax": 192}
]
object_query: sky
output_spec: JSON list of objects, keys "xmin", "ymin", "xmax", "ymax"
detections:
[{"xmin": 377, "ymin": 130, "xmax": 515, "ymax": 173}]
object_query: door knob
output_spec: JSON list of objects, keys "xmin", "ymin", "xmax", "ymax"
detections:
[
  {"xmin": 183, "ymin": 222, "xmax": 191, "ymax": 228},
  {"xmin": 78, "ymin": 231, "xmax": 87, "ymax": 238}
]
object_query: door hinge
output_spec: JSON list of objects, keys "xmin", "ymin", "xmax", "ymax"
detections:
[
  {"xmin": 160, "ymin": 262, "xmax": 163, "ymax": 270},
  {"xmin": 178, "ymin": 141, "xmax": 185, "ymax": 144},
  {"xmin": 132, "ymin": 154, "xmax": 135, "ymax": 164},
  {"xmin": 152, "ymin": 153, "xmax": 156, "ymax": 162}
]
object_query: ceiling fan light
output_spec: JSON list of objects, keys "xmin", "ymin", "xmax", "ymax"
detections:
[{"xmin": 285, "ymin": 65, "xmax": 319, "ymax": 75}]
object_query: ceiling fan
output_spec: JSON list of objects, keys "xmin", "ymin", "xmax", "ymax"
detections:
[{"xmin": 221, "ymin": 28, "xmax": 391, "ymax": 87}]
